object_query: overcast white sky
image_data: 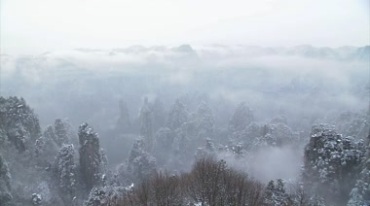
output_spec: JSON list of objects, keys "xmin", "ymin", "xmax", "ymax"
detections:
[{"xmin": 1, "ymin": 0, "xmax": 369, "ymax": 54}]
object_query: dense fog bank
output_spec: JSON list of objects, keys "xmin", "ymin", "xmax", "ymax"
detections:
[{"xmin": 1, "ymin": 45, "xmax": 369, "ymax": 130}]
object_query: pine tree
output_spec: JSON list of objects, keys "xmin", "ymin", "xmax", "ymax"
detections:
[
  {"xmin": 263, "ymin": 179, "xmax": 289, "ymax": 206},
  {"xmin": 84, "ymin": 186, "xmax": 125, "ymax": 206},
  {"xmin": 253, "ymin": 122, "xmax": 295, "ymax": 148},
  {"xmin": 128, "ymin": 139, "xmax": 157, "ymax": 184}
]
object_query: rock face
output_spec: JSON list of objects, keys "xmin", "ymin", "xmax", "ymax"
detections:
[
  {"xmin": 0, "ymin": 96, "xmax": 41, "ymax": 153},
  {"xmin": 0, "ymin": 154, "xmax": 12, "ymax": 205},
  {"xmin": 78, "ymin": 123, "xmax": 102, "ymax": 192},
  {"xmin": 54, "ymin": 144, "xmax": 76, "ymax": 205}
]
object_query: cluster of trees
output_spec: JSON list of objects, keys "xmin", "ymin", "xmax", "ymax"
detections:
[
  {"xmin": 0, "ymin": 97, "xmax": 107, "ymax": 205},
  {"xmin": 120, "ymin": 158, "xmax": 265, "ymax": 206},
  {"xmin": 0, "ymin": 96, "xmax": 369, "ymax": 205},
  {"xmin": 302, "ymin": 125, "xmax": 370, "ymax": 205}
]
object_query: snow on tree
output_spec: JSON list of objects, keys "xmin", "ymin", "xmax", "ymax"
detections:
[
  {"xmin": 252, "ymin": 122, "xmax": 296, "ymax": 148},
  {"xmin": 115, "ymin": 163, "xmax": 132, "ymax": 187},
  {"xmin": 195, "ymin": 138, "xmax": 217, "ymax": 160},
  {"xmin": 78, "ymin": 123, "xmax": 102, "ymax": 192},
  {"xmin": 302, "ymin": 124, "xmax": 365, "ymax": 204},
  {"xmin": 0, "ymin": 96, "xmax": 41, "ymax": 153},
  {"xmin": 43, "ymin": 119, "xmax": 75, "ymax": 150},
  {"xmin": 263, "ymin": 179, "xmax": 290, "ymax": 206},
  {"xmin": 35, "ymin": 120, "xmax": 73, "ymax": 168},
  {"xmin": 347, "ymin": 136, "xmax": 370, "ymax": 206},
  {"xmin": 167, "ymin": 99, "xmax": 189, "ymax": 130},
  {"xmin": 83, "ymin": 186, "xmax": 126, "ymax": 206},
  {"xmin": 169, "ymin": 101, "xmax": 215, "ymax": 163},
  {"xmin": 115, "ymin": 100, "xmax": 131, "ymax": 134},
  {"xmin": 100, "ymin": 149, "xmax": 109, "ymax": 173},
  {"xmin": 128, "ymin": 138, "xmax": 145, "ymax": 164},
  {"xmin": 0, "ymin": 154, "xmax": 12, "ymax": 205},
  {"xmin": 229, "ymin": 102, "xmax": 254, "ymax": 132},
  {"xmin": 31, "ymin": 193, "xmax": 42, "ymax": 205},
  {"xmin": 0, "ymin": 127, "xmax": 7, "ymax": 150},
  {"xmin": 127, "ymin": 138, "xmax": 157, "ymax": 184},
  {"xmin": 139, "ymin": 97, "xmax": 153, "ymax": 152},
  {"xmin": 229, "ymin": 120, "xmax": 296, "ymax": 152},
  {"xmin": 53, "ymin": 144, "xmax": 76, "ymax": 205},
  {"xmin": 229, "ymin": 122, "xmax": 260, "ymax": 152},
  {"xmin": 205, "ymin": 138, "xmax": 216, "ymax": 152}
]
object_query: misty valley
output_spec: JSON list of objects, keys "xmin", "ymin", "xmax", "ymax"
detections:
[{"xmin": 0, "ymin": 45, "xmax": 369, "ymax": 206}]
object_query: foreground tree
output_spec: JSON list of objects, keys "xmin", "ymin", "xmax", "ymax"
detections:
[
  {"xmin": 184, "ymin": 157, "xmax": 264, "ymax": 206},
  {"xmin": 302, "ymin": 125, "xmax": 365, "ymax": 205},
  {"xmin": 120, "ymin": 157, "xmax": 264, "ymax": 206}
]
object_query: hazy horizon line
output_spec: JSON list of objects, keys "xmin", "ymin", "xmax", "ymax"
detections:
[{"xmin": 1, "ymin": 43, "xmax": 369, "ymax": 56}]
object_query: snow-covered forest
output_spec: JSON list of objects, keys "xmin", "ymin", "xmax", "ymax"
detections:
[{"xmin": 0, "ymin": 45, "xmax": 369, "ymax": 206}]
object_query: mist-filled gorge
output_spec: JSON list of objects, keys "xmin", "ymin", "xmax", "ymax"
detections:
[
  {"xmin": 0, "ymin": 45, "xmax": 369, "ymax": 206},
  {"xmin": 1, "ymin": 0, "xmax": 370, "ymax": 205}
]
